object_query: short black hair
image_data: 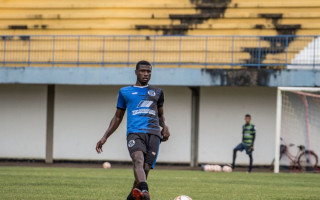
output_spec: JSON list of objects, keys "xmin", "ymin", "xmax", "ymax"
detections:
[
  {"xmin": 245, "ymin": 114, "xmax": 251, "ymax": 118},
  {"xmin": 136, "ymin": 60, "xmax": 152, "ymax": 70}
]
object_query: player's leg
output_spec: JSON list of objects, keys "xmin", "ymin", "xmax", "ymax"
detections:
[
  {"xmin": 232, "ymin": 149, "xmax": 237, "ymax": 169},
  {"xmin": 130, "ymin": 162, "xmax": 152, "ymax": 200},
  {"xmin": 135, "ymin": 134, "xmax": 160, "ymax": 200},
  {"xmin": 248, "ymin": 154, "xmax": 253, "ymax": 172},
  {"xmin": 127, "ymin": 134, "xmax": 149, "ymax": 200},
  {"xmin": 127, "ymin": 159, "xmax": 151, "ymax": 199},
  {"xmin": 232, "ymin": 143, "xmax": 244, "ymax": 169},
  {"xmin": 131, "ymin": 151, "xmax": 151, "ymax": 200},
  {"xmin": 127, "ymin": 165, "xmax": 152, "ymax": 200},
  {"xmin": 129, "ymin": 163, "xmax": 151, "ymax": 200},
  {"xmin": 131, "ymin": 151, "xmax": 147, "ymax": 182},
  {"xmin": 128, "ymin": 164, "xmax": 151, "ymax": 199},
  {"xmin": 244, "ymin": 145, "xmax": 253, "ymax": 173},
  {"xmin": 144, "ymin": 163, "xmax": 151, "ymax": 179}
]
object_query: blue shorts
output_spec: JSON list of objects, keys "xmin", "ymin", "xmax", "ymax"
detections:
[{"xmin": 234, "ymin": 143, "xmax": 252, "ymax": 155}]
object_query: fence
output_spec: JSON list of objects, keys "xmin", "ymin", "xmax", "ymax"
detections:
[{"xmin": 0, "ymin": 35, "xmax": 319, "ymax": 69}]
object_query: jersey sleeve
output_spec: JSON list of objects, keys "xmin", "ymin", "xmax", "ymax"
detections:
[
  {"xmin": 116, "ymin": 90, "xmax": 126, "ymax": 110},
  {"xmin": 252, "ymin": 125, "xmax": 256, "ymax": 145},
  {"xmin": 157, "ymin": 90, "xmax": 164, "ymax": 108}
]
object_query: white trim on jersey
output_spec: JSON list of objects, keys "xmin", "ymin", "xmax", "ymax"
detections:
[{"xmin": 133, "ymin": 85, "xmax": 149, "ymax": 88}]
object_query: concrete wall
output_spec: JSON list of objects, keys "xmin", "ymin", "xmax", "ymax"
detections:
[
  {"xmin": 199, "ymin": 87, "xmax": 277, "ymax": 165},
  {"xmin": 0, "ymin": 85, "xmax": 47, "ymax": 159},
  {"xmin": 159, "ymin": 86, "xmax": 192, "ymax": 163},
  {"xmin": 53, "ymin": 85, "xmax": 126, "ymax": 161},
  {"xmin": 1, "ymin": 84, "xmax": 281, "ymax": 165},
  {"xmin": 53, "ymin": 85, "xmax": 192, "ymax": 163}
]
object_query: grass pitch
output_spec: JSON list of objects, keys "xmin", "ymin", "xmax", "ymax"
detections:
[{"xmin": 0, "ymin": 166, "xmax": 319, "ymax": 200}]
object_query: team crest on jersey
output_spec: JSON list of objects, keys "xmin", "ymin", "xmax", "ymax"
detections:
[
  {"xmin": 128, "ymin": 140, "xmax": 135, "ymax": 148},
  {"xmin": 148, "ymin": 90, "xmax": 156, "ymax": 96}
]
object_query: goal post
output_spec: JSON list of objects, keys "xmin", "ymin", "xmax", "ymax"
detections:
[
  {"xmin": 274, "ymin": 87, "xmax": 320, "ymax": 173},
  {"xmin": 274, "ymin": 88, "xmax": 282, "ymax": 173}
]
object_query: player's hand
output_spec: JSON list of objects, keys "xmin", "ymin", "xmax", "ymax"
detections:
[
  {"xmin": 249, "ymin": 146, "xmax": 254, "ymax": 152},
  {"xmin": 161, "ymin": 125, "xmax": 170, "ymax": 142},
  {"xmin": 96, "ymin": 137, "xmax": 107, "ymax": 153}
]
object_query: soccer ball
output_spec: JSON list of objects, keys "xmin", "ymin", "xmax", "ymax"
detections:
[
  {"xmin": 222, "ymin": 165, "xmax": 232, "ymax": 173},
  {"xmin": 201, "ymin": 164, "xmax": 211, "ymax": 172},
  {"xmin": 102, "ymin": 162, "xmax": 111, "ymax": 169},
  {"xmin": 202, "ymin": 164, "xmax": 222, "ymax": 172},
  {"xmin": 174, "ymin": 195, "xmax": 192, "ymax": 200},
  {"xmin": 212, "ymin": 165, "xmax": 222, "ymax": 172},
  {"xmin": 208, "ymin": 165, "xmax": 214, "ymax": 172}
]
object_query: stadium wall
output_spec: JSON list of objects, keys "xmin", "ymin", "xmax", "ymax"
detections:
[
  {"xmin": 0, "ymin": 84, "xmax": 277, "ymax": 165},
  {"xmin": 0, "ymin": 85, "xmax": 192, "ymax": 163},
  {"xmin": 199, "ymin": 87, "xmax": 277, "ymax": 165},
  {"xmin": 53, "ymin": 85, "xmax": 192, "ymax": 163},
  {"xmin": 0, "ymin": 85, "xmax": 47, "ymax": 159}
]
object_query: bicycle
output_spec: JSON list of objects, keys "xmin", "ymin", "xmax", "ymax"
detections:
[{"xmin": 271, "ymin": 138, "xmax": 318, "ymax": 171}]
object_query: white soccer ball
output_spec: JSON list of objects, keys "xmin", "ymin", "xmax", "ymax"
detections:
[
  {"xmin": 102, "ymin": 162, "xmax": 111, "ymax": 169},
  {"xmin": 207, "ymin": 165, "xmax": 215, "ymax": 172},
  {"xmin": 206, "ymin": 165, "xmax": 212, "ymax": 172},
  {"xmin": 222, "ymin": 165, "xmax": 232, "ymax": 173},
  {"xmin": 212, "ymin": 165, "xmax": 222, "ymax": 172},
  {"xmin": 202, "ymin": 164, "xmax": 211, "ymax": 172},
  {"xmin": 174, "ymin": 195, "xmax": 192, "ymax": 200},
  {"xmin": 202, "ymin": 164, "xmax": 208, "ymax": 172}
]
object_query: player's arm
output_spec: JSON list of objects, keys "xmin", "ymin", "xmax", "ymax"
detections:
[
  {"xmin": 158, "ymin": 106, "xmax": 170, "ymax": 142},
  {"xmin": 242, "ymin": 125, "xmax": 245, "ymax": 142},
  {"xmin": 250, "ymin": 126, "xmax": 256, "ymax": 151},
  {"xmin": 252, "ymin": 125, "xmax": 256, "ymax": 145},
  {"xmin": 96, "ymin": 108, "xmax": 125, "ymax": 153}
]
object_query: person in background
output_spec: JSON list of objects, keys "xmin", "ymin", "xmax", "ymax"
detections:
[{"xmin": 232, "ymin": 114, "xmax": 256, "ymax": 173}]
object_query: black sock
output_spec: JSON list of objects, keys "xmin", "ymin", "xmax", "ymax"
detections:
[
  {"xmin": 232, "ymin": 150, "xmax": 237, "ymax": 169},
  {"xmin": 138, "ymin": 182, "xmax": 149, "ymax": 192},
  {"xmin": 249, "ymin": 155, "xmax": 253, "ymax": 172}
]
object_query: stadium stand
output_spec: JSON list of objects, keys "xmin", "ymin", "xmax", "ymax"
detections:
[
  {"xmin": 289, "ymin": 37, "xmax": 320, "ymax": 69},
  {"xmin": 0, "ymin": 0, "xmax": 319, "ymax": 68}
]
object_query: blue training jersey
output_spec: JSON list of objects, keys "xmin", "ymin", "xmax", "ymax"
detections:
[{"xmin": 117, "ymin": 85, "xmax": 164, "ymax": 137}]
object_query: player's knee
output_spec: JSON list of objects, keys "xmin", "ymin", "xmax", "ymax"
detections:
[
  {"xmin": 132, "ymin": 152, "xmax": 144, "ymax": 167},
  {"xmin": 134, "ymin": 158, "xmax": 144, "ymax": 168},
  {"xmin": 233, "ymin": 148, "xmax": 237, "ymax": 153}
]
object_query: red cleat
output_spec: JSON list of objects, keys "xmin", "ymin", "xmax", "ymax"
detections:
[{"xmin": 132, "ymin": 188, "xmax": 150, "ymax": 200}]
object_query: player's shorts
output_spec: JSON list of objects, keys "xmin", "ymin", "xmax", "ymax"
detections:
[
  {"xmin": 127, "ymin": 133, "xmax": 161, "ymax": 169},
  {"xmin": 234, "ymin": 143, "xmax": 252, "ymax": 155}
]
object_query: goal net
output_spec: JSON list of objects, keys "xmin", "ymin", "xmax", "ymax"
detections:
[{"xmin": 274, "ymin": 88, "xmax": 320, "ymax": 173}]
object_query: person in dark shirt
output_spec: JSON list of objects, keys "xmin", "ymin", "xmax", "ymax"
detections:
[
  {"xmin": 96, "ymin": 60, "xmax": 170, "ymax": 200},
  {"xmin": 232, "ymin": 114, "xmax": 256, "ymax": 173}
]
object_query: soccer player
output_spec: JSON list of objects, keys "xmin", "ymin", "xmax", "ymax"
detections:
[
  {"xmin": 231, "ymin": 114, "xmax": 256, "ymax": 173},
  {"xmin": 95, "ymin": 60, "xmax": 170, "ymax": 200}
]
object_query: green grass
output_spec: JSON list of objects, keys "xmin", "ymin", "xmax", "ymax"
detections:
[{"xmin": 0, "ymin": 166, "xmax": 319, "ymax": 200}]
